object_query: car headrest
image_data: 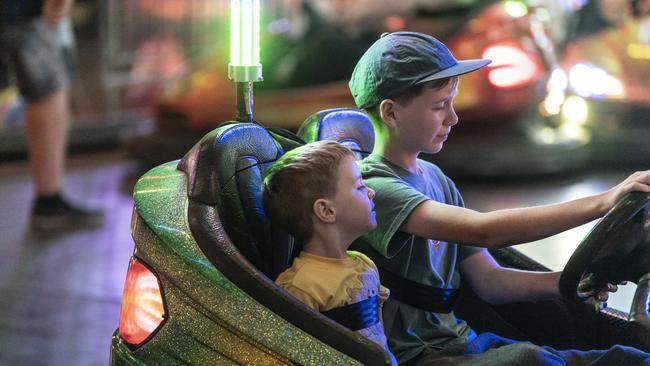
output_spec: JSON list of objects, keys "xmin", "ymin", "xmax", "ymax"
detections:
[
  {"xmin": 297, "ymin": 108, "xmax": 375, "ymax": 159},
  {"xmin": 177, "ymin": 122, "xmax": 298, "ymax": 279}
]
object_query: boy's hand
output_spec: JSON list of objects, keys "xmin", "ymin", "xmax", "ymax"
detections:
[
  {"xmin": 601, "ymin": 170, "xmax": 650, "ymax": 213},
  {"xmin": 577, "ymin": 272, "xmax": 625, "ymax": 308}
]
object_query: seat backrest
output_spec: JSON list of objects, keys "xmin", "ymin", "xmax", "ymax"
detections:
[
  {"xmin": 297, "ymin": 108, "xmax": 375, "ymax": 159},
  {"xmin": 178, "ymin": 122, "xmax": 298, "ymax": 279},
  {"xmin": 177, "ymin": 122, "xmax": 390, "ymax": 365}
]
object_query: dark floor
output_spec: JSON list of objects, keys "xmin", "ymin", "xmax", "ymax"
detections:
[{"xmin": 0, "ymin": 149, "xmax": 139, "ymax": 366}]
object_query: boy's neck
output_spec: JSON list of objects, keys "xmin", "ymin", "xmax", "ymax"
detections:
[
  {"xmin": 302, "ymin": 245, "xmax": 347, "ymax": 259},
  {"xmin": 373, "ymin": 139, "xmax": 420, "ymax": 174},
  {"xmin": 303, "ymin": 230, "xmax": 353, "ymax": 259}
]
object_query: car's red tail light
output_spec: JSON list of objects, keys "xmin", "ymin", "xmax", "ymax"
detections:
[
  {"xmin": 119, "ymin": 257, "xmax": 166, "ymax": 346},
  {"xmin": 482, "ymin": 43, "xmax": 541, "ymax": 89}
]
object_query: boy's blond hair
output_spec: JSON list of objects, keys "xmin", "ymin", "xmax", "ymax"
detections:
[{"xmin": 262, "ymin": 141, "xmax": 355, "ymax": 243}]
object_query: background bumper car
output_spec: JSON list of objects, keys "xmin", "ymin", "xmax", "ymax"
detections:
[{"xmin": 542, "ymin": 0, "xmax": 650, "ymax": 169}]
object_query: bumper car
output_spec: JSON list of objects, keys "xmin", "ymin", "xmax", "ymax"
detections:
[
  {"xmin": 111, "ymin": 108, "xmax": 650, "ymax": 365},
  {"xmin": 543, "ymin": 0, "xmax": 650, "ymax": 168}
]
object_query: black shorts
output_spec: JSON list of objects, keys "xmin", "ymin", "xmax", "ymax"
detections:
[{"xmin": 0, "ymin": 19, "xmax": 68, "ymax": 102}]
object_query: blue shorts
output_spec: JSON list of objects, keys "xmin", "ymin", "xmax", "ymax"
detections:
[
  {"xmin": 0, "ymin": 19, "xmax": 69, "ymax": 102},
  {"xmin": 407, "ymin": 332, "xmax": 650, "ymax": 366}
]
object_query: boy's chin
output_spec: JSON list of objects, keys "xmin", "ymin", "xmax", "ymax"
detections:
[{"xmin": 424, "ymin": 143, "xmax": 444, "ymax": 154}]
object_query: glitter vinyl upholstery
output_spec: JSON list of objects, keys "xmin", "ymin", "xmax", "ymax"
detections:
[{"xmin": 110, "ymin": 161, "xmax": 364, "ymax": 365}]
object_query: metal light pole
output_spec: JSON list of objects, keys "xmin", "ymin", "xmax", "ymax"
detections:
[{"xmin": 229, "ymin": 0, "xmax": 263, "ymax": 123}]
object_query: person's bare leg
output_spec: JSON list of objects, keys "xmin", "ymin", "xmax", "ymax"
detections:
[
  {"xmin": 26, "ymin": 87, "xmax": 103, "ymax": 229},
  {"xmin": 24, "ymin": 89, "xmax": 69, "ymax": 196}
]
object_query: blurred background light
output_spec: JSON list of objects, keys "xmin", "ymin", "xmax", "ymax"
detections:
[
  {"xmin": 561, "ymin": 95, "xmax": 588, "ymax": 126},
  {"xmin": 627, "ymin": 43, "xmax": 650, "ymax": 60},
  {"xmin": 483, "ymin": 43, "xmax": 540, "ymax": 89},
  {"xmin": 548, "ymin": 68, "xmax": 568, "ymax": 92},
  {"xmin": 568, "ymin": 63, "xmax": 624, "ymax": 98},
  {"xmin": 542, "ymin": 89, "xmax": 565, "ymax": 116},
  {"xmin": 503, "ymin": 0, "xmax": 528, "ymax": 18}
]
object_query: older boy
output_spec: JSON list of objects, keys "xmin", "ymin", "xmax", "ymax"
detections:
[
  {"xmin": 262, "ymin": 140, "xmax": 397, "ymax": 365},
  {"xmin": 349, "ymin": 31, "xmax": 650, "ymax": 365}
]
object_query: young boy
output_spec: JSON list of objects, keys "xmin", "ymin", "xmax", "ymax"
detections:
[
  {"xmin": 348, "ymin": 31, "xmax": 650, "ymax": 365},
  {"xmin": 262, "ymin": 140, "xmax": 397, "ymax": 365}
]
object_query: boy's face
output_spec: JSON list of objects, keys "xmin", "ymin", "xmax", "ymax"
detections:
[
  {"xmin": 391, "ymin": 80, "xmax": 459, "ymax": 154},
  {"xmin": 331, "ymin": 156, "xmax": 377, "ymax": 236}
]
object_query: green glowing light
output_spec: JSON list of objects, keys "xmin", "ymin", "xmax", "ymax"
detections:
[
  {"xmin": 230, "ymin": 0, "xmax": 241, "ymax": 66},
  {"xmin": 503, "ymin": 1, "xmax": 528, "ymax": 18},
  {"xmin": 253, "ymin": 0, "xmax": 260, "ymax": 65},
  {"xmin": 229, "ymin": 0, "xmax": 261, "ymax": 69},
  {"xmin": 229, "ymin": 0, "xmax": 262, "ymax": 82},
  {"xmin": 241, "ymin": 0, "xmax": 252, "ymax": 65}
]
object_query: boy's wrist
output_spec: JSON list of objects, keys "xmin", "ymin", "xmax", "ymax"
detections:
[
  {"xmin": 589, "ymin": 191, "xmax": 611, "ymax": 218},
  {"xmin": 550, "ymin": 271, "xmax": 561, "ymax": 298},
  {"xmin": 599, "ymin": 191, "xmax": 615, "ymax": 216}
]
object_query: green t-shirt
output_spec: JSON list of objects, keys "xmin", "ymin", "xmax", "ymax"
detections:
[{"xmin": 353, "ymin": 154, "xmax": 485, "ymax": 364}]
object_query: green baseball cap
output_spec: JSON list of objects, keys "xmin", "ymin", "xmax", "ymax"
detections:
[{"xmin": 349, "ymin": 32, "xmax": 491, "ymax": 109}]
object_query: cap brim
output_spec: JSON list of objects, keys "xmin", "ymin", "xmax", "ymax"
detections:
[{"xmin": 417, "ymin": 59, "xmax": 491, "ymax": 84}]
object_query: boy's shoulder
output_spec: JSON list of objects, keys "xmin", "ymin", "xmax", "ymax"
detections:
[
  {"xmin": 360, "ymin": 155, "xmax": 462, "ymax": 206},
  {"xmin": 279, "ymin": 251, "xmax": 366, "ymax": 278},
  {"xmin": 360, "ymin": 154, "xmax": 447, "ymax": 181},
  {"xmin": 346, "ymin": 250, "xmax": 377, "ymax": 270},
  {"xmin": 275, "ymin": 253, "xmax": 324, "ymax": 290},
  {"xmin": 277, "ymin": 251, "xmax": 375, "ymax": 291},
  {"xmin": 359, "ymin": 154, "xmax": 395, "ymax": 177}
]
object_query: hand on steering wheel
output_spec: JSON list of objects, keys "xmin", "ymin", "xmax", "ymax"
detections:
[
  {"xmin": 578, "ymin": 273, "xmax": 616, "ymax": 300},
  {"xmin": 559, "ymin": 191, "xmax": 650, "ymax": 330}
]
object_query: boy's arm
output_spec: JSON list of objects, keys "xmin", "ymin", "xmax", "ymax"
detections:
[
  {"xmin": 459, "ymin": 251, "xmax": 560, "ymax": 304},
  {"xmin": 378, "ymin": 285, "xmax": 389, "ymax": 325},
  {"xmin": 460, "ymin": 251, "xmax": 618, "ymax": 304},
  {"xmin": 401, "ymin": 171, "xmax": 650, "ymax": 249}
]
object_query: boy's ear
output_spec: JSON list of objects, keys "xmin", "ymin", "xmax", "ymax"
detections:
[
  {"xmin": 313, "ymin": 198, "xmax": 336, "ymax": 224},
  {"xmin": 379, "ymin": 99, "xmax": 398, "ymax": 128}
]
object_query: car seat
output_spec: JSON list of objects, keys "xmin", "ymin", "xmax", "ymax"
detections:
[
  {"xmin": 176, "ymin": 122, "xmax": 392, "ymax": 366},
  {"xmin": 297, "ymin": 107, "xmax": 375, "ymax": 159}
]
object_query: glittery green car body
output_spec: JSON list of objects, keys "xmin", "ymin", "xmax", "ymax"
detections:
[
  {"xmin": 110, "ymin": 121, "xmax": 394, "ymax": 365},
  {"xmin": 109, "ymin": 161, "xmax": 383, "ymax": 365}
]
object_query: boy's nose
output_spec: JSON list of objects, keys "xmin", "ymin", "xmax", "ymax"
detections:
[
  {"xmin": 367, "ymin": 187, "xmax": 375, "ymax": 200},
  {"xmin": 445, "ymin": 107, "xmax": 459, "ymax": 126}
]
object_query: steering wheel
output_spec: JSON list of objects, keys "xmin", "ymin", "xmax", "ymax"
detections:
[{"xmin": 559, "ymin": 191, "xmax": 650, "ymax": 329}]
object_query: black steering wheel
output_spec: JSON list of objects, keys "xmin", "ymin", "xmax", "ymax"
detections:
[{"xmin": 559, "ymin": 191, "xmax": 650, "ymax": 329}]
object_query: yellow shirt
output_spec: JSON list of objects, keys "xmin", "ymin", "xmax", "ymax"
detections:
[{"xmin": 276, "ymin": 251, "xmax": 391, "ymax": 351}]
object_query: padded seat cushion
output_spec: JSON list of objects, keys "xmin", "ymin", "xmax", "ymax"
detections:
[
  {"xmin": 298, "ymin": 108, "xmax": 375, "ymax": 159},
  {"xmin": 178, "ymin": 122, "xmax": 295, "ymax": 278}
]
